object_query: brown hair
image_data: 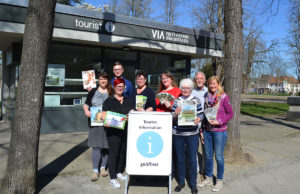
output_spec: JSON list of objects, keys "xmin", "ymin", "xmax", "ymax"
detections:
[
  {"xmin": 207, "ymin": 76, "xmax": 224, "ymax": 96},
  {"xmin": 98, "ymin": 72, "xmax": 112, "ymax": 96},
  {"xmin": 113, "ymin": 61, "xmax": 123, "ymax": 69},
  {"xmin": 158, "ymin": 71, "xmax": 178, "ymax": 92}
]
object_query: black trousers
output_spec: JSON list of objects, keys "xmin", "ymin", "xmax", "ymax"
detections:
[
  {"xmin": 198, "ymin": 141, "xmax": 206, "ymax": 175},
  {"xmin": 106, "ymin": 131, "xmax": 127, "ymax": 179}
]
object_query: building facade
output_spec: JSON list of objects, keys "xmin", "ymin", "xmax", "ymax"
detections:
[{"xmin": 0, "ymin": 0, "xmax": 223, "ymax": 132}]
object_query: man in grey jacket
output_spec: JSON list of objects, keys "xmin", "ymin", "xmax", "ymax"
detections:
[{"xmin": 191, "ymin": 71, "xmax": 208, "ymax": 181}]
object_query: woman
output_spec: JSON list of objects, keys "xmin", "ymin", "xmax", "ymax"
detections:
[
  {"xmin": 132, "ymin": 70, "xmax": 156, "ymax": 111},
  {"xmin": 155, "ymin": 71, "xmax": 181, "ymax": 112},
  {"xmin": 83, "ymin": 72, "xmax": 112, "ymax": 181},
  {"xmin": 102, "ymin": 77, "xmax": 134, "ymax": 189},
  {"xmin": 197, "ymin": 76, "xmax": 234, "ymax": 192},
  {"xmin": 172, "ymin": 78, "xmax": 203, "ymax": 194}
]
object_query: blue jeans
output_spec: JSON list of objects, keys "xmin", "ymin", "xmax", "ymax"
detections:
[
  {"xmin": 203, "ymin": 130, "xmax": 227, "ymax": 180},
  {"xmin": 173, "ymin": 134, "xmax": 199, "ymax": 187}
]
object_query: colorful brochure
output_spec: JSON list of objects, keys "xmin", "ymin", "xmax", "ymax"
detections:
[
  {"xmin": 136, "ymin": 95, "xmax": 147, "ymax": 109},
  {"xmin": 178, "ymin": 100, "xmax": 197, "ymax": 126},
  {"xmin": 90, "ymin": 107, "xmax": 104, "ymax": 126},
  {"xmin": 104, "ymin": 111, "xmax": 126, "ymax": 130},
  {"xmin": 204, "ymin": 107, "xmax": 217, "ymax": 121},
  {"xmin": 156, "ymin": 92, "xmax": 175, "ymax": 104},
  {"xmin": 82, "ymin": 70, "xmax": 96, "ymax": 89}
]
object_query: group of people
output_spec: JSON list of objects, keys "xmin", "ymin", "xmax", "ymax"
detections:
[{"xmin": 83, "ymin": 61, "xmax": 234, "ymax": 193}]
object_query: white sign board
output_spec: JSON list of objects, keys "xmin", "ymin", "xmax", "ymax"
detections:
[{"xmin": 126, "ymin": 111, "xmax": 172, "ymax": 176}]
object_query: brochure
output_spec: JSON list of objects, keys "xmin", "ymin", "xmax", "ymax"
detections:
[
  {"xmin": 178, "ymin": 100, "xmax": 197, "ymax": 126},
  {"xmin": 204, "ymin": 107, "xmax": 218, "ymax": 121},
  {"xmin": 82, "ymin": 70, "xmax": 96, "ymax": 89},
  {"xmin": 90, "ymin": 107, "xmax": 104, "ymax": 126},
  {"xmin": 104, "ymin": 111, "xmax": 126, "ymax": 130},
  {"xmin": 156, "ymin": 92, "xmax": 175, "ymax": 104},
  {"xmin": 136, "ymin": 95, "xmax": 147, "ymax": 109}
]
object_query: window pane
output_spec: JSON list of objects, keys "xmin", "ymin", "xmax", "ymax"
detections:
[{"xmin": 45, "ymin": 43, "xmax": 102, "ymax": 106}]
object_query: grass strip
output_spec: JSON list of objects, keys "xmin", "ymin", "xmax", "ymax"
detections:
[{"xmin": 241, "ymin": 102, "xmax": 289, "ymax": 117}]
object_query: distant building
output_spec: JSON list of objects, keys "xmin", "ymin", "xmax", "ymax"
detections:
[{"xmin": 250, "ymin": 75, "xmax": 300, "ymax": 94}]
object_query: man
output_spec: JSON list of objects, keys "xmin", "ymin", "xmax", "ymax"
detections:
[
  {"xmin": 111, "ymin": 62, "xmax": 133, "ymax": 98},
  {"xmin": 191, "ymin": 71, "xmax": 208, "ymax": 181}
]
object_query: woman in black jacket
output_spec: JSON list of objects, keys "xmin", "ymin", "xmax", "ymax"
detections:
[{"xmin": 83, "ymin": 72, "xmax": 112, "ymax": 181}]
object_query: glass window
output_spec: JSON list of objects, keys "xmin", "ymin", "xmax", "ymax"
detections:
[
  {"xmin": 140, "ymin": 52, "xmax": 188, "ymax": 92},
  {"xmin": 45, "ymin": 43, "xmax": 102, "ymax": 106}
]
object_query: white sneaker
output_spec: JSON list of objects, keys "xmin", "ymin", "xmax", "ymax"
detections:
[
  {"xmin": 197, "ymin": 177, "xmax": 213, "ymax": 187},
  {"xmin": 212, "ymin": 179, "xmax": 223, "ymax": 192},
  {"xmin": 110, "ymin": 179, "xmax": 120, "ymax": 189},
  {"xmin": 117, "ymin": 173, "xmax": 126, "ymax": 181}
]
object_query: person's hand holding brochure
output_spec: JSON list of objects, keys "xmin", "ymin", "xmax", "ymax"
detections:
[{"xmin": 104, "ymin": 111, "xmax": 126, "ymax": 130}]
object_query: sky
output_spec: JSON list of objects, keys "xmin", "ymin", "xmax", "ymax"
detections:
[{"xmin": 82, "ymin": 0, "xmax": 295, "ymax": 77}]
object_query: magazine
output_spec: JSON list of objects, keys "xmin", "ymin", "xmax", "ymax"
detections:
[
  {"xmin": 204, "ymin": 107, "xmax": 218, "ymax": 121},
  {"xmin": 82, "ymin": 70, "xmax": 96, "ymax": 89},
  {"xmin": 104, "ymin": 111, "xmax": 126, "ymax": 130},
  {"xmin": 90, "ymin": 107, "xmax": 104, "ymax": 126},
  {"xmin": 156, "ymin": 92, "xmax": 175, "ymax": 104},
  {"xmin": 178, "ymin": 100, "xmax": 197, "ymax": 126},
  {"xmin": 136, "ymin": 95, "xmax": 147, "ymax": 109}
]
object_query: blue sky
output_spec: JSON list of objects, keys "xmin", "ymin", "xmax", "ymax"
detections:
[{"xmin": 83, "ymin": 0, "xmax": 294, "ymax": 77}]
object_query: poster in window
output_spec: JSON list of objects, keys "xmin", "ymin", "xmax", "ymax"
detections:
[
  {"xmin": 178, "ymin": 100, "xmax": 197, "ymax": 126},
  {"xmin": 45, "ymin": 64, "xmax": 65, "ymax": 87},
  {"xmin": 82, "ymin": 70, "xmax": 96, "ymax": 89}
]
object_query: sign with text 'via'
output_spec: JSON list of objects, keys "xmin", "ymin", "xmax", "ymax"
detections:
[{"xmin": 126, "ymin": 111, "xmax": 172, "ymax": 176}]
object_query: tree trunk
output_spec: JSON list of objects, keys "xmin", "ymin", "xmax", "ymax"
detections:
[
  {"xmin": 223, "ymin": 0, "xmax": 245, "ymax": 161},
  {"xmin": 2, "ymin": 0, "xmax": 56, "ymax": 193}
]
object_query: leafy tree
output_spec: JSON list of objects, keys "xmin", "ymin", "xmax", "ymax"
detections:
[{"xmin": 2, "ymin": 0, "xmax": 56, "ymax": 193}]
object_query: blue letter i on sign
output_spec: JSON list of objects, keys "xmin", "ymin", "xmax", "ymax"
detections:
[{"xmin": 137, "ymin": 132, "xmax": 163, "ymax": 158}]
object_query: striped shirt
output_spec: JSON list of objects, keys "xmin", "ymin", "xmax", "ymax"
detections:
[{"xmin": 172, "ymin": 95, "xmax": 204, "ymax": 136}]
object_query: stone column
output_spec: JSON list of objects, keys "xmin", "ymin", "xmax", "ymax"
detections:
[{"xmin": 287, "ymin": 97, "xmax": 300, "ymax": 122}]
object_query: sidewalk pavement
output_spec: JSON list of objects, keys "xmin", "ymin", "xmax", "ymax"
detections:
[{"xmin": 1, "ymin": 114, "xmax": 300, "ymax": 194}]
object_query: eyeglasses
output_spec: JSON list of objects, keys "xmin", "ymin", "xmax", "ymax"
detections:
[
  {"xmin": 136, "ymin": 78, "xmax": 145, "ymax": 81},
  {"xmin": 181, "ymin": 87, "xmax": 191, "ymax": 91}
]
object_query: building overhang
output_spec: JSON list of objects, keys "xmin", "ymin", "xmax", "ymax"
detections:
[{"xmin": 0, "ymin": 0, "xmax": 224, "ymax": 58}]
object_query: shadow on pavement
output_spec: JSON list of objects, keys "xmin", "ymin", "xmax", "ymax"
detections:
[
  {"xmin": 241, "ymin": 112, "xmax": 300, "ymax": 130},
  {"xmin": 37, "ymin": 139, "xmax": 88, "ymax": 192}
]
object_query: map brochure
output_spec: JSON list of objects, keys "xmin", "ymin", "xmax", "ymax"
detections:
[
  {"xmin": 178, "ymin": 100, "xmax": 197, "ymax": 126},
  {"xmin": 136, "ymin": 95, "xmax": 147, "ymax": 109},
  {"xmin": 204, "ymin": 107, "xmax": 217, "ymax": 121},
  {"xmin": 90, "ymin": 107, "xmax": 103, "ymax": 126},
  {"xmin": 104, "ymin": 111, "xmax": 126, "ymax": 130}
]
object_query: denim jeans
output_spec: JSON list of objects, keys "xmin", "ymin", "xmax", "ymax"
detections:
[
  {"xmin": 173, "ymin": 134, "xmax": 199, "ymax": 187},
  {"xmin": 203, "ymin": 130, "xmax": 227, "ymax": 180}
]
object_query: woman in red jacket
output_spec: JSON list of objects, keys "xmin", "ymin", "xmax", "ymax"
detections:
[{"xmin": 155, "ymin": 71, "xmax": 181, "ymax": 112}]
